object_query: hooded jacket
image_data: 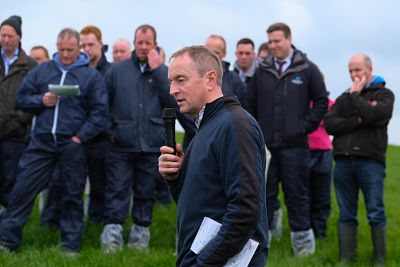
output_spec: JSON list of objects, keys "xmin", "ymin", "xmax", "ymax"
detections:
[
  {"xmin": 233, "ymin": 59, "xmax": 258, "ymax": 85},
  {"xmin": 16, "ymin": 52, "xmax": 108, "ymax": 142},
  {"xmin": 0, "ymin": 47, "xmax": 37, "ymax": 141},
  {"xmin": 246, "ymin": 47, "xmax": 328, "ymax": 148},
  {"xmin": 325, "ymin": 76, "xmax": 394, "ymax": 164}
]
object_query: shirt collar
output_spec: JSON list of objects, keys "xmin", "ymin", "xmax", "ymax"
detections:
[
  {"xmin": 195, "ymin": 106, "xmax": 205, "ymax": 128},
  {"xmin": 139, "ymin": 63, "xmax": 147, "ymax": 73},
  {"xmin": 1, "ymin": 47, "xmax": 19, "ymax": 75},
  {"xmin": 274, "ymin": 48, "xmax": 293, "ymax": 73}
]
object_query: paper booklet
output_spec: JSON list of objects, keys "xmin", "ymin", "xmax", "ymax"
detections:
[
  {"xmin": 190, "ymin": 217, "xmax": 259, "ymax": 267},
  {"xmin": 48, "ymin": 84, "xmax": 80, "ymax": 96}
]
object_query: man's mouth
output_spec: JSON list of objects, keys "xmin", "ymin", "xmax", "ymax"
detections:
[{"xmin": 176, "ymin": 98, "xmax": 185, "ymax": 105}]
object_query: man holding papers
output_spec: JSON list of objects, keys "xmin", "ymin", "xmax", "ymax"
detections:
[
  {"xmin": 0, "ymin": 28, "xmax": 108, "ymax": 254},
  {"xmin": 159, "ymin": 46, "xmax": 268, "ymax": 266}
]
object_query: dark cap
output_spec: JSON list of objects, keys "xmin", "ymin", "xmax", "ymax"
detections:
[{"xmin": 1, "ymin": 15, "xmax": 22, "ymax": 38}]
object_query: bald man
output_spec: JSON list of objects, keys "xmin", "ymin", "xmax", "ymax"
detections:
[
  {"xmin": 30, "ymin": 45, "xmax": 50, "ymax": 64},
  {"xmin": 205, "ymin": 34, "xmax": 246, "ymax": 105},
  {"xmin": 112, "ymin": 39, "xmax": 131, "ymax": 63},
  {"xmin": 325, "ymin": 53, "xmax": 394, "ymax": 265}
]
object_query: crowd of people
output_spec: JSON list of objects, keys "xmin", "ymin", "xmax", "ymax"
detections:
[{"xmin": 0, "ymin": 14, "xmax": 394, "ymax": 266}]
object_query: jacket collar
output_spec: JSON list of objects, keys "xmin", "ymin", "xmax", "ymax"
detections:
[
  {"xmin": 96, "ymin": 52, "xmax": 111, "ymax": 73},
  {"xmin": 198, "ymin": 95, "xmax": 240, "ymax": 128},
  {"xmin": 259, "ymin": 45, "xmax": 309, "ymax": 75}
]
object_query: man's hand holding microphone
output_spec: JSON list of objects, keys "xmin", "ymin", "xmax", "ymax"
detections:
[{"xmin": 159, "ymin": 108, "xmax": 184, "ymax": 181}]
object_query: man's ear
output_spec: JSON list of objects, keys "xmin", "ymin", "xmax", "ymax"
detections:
[{"xmin": 206, "ymin": 70, "xmax": 217, "ymax": 89}]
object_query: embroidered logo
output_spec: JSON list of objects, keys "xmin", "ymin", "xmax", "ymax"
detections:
[{"xmin": 291, "ymin": 76, "xmax": 303, "ymax": 85}]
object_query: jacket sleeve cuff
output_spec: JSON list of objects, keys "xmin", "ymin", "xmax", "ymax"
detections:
[{"xmin": 75, "ymin": 132, "xmax": 87, "ymax": 143}]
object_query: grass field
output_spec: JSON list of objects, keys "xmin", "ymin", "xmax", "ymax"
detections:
[{"xmin": 0, "ymin": 142, "xmax": 399, "ymax": 267}]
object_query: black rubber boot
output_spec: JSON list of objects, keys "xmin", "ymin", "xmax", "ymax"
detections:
[
  {"xmin": 338, "ymin": 225, "xmax": 357, "ymax": 262},
  {"xmin": 371, "ymin": 227, "xmax": 386, "ymax": 266}
]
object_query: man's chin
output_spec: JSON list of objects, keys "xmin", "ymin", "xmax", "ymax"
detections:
[
  {"xmin": 137, "ymin": 55, "xmax": 147, "ymax": 62},
  {"xmin": 178, "ymin": 105, "xmax": 189, "ymax": 114}
]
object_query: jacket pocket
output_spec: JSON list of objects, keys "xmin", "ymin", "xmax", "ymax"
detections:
[
  {"xmin": 284, "ymin": 119, "xmax": 306, "ymax": 143},
  {"xmin": 113, "ymin": 120, "xmax": 137, "ymax": 146},
  {"xmin": 147, "ymin": 117, "xmax": 165, "ymax": 147}
]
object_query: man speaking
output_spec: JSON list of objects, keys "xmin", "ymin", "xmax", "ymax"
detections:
[{"xmin": 159, "ymin": 46, "xmax": 268, "ymax": 266}]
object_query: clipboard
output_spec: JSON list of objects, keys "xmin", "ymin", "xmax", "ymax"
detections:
[{"xmin": 48, "ymin": 84, "xmax": 80, "ymax": 96}]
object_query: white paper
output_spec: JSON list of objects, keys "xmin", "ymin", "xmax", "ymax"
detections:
[{"xmin": 190, "ymin": 217, "xmax": 259, "ymax": 267}]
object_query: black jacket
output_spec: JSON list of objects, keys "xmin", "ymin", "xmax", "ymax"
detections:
[
  {"xmin": 170, "ymin": 96, "xmax": 268, "ymax": 267},
  {"xmin": 246, "ymin": 47, "xmax": 328, "ymax": 148},
  {"xmin": 325, "ymin": 78, "xmax": 394, "ymax": 164}
]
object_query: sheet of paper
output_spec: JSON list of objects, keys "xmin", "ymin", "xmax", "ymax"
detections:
[
  {"xmin": 48, "ymin": 84, "xmax": 80, "ymax": 96},
  {"xmin": 190, "ymin": 217, "xmax": 259, "ymax": 267},
  {"xmin": 191, "ymin": 217, "xmax": 221, "ymax": 254},
  {"xmin": 225, "ymin": 239, "xmax": 259, "ymax": 267}
]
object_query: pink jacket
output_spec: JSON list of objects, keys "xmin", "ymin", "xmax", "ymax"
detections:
[{"xmin": 308, "ymin": 98, "xmax": 335, "ymax": 151}]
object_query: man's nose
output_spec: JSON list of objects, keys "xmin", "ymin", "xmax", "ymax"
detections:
[
  {"xmin": 61, "ymin": 51, "xmax": 69, "ymax": 57},
  {"xmin": 169, "ymin": 84, "xmax": 178, "ymax": 96}
]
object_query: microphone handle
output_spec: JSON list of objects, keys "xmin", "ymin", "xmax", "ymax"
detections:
[{"xmin": 164, "ymin": 119, "xmax": 176, "ymax": 155}]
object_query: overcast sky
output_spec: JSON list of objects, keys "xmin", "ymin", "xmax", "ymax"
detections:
[{"xmin": 4, "ymin": 0, "xmax": 399, "ymax": 144}]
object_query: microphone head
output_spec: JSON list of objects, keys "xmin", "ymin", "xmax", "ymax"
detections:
[{"xmin": 163, "ymin": 108, "xmax": 176, "ymax": 119}]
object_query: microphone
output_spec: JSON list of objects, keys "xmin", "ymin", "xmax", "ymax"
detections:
[{"xmin": 163, "ymin": 108, "xmax": 176, "ymax": 155}]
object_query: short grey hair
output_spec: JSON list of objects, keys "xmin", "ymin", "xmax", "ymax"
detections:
[
  {"xmin": 170, "ymin": 45, "xmax": 223, "ymax": 86},
  {"xmin": 57, "ymin": 28, "xmax": 80, "ymax": 45}
]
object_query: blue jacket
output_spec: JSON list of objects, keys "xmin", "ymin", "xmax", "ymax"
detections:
[
  {"xmin": 246, "ymin": 47, "xmax": 328, "ymax": 148},
  {"xmin": 16, "ymin": 52, "xmax": 108, "ymax": 142},
  {"xmin": 170, "ymin": 96, "xmax": 268, "ymax": 267},
  {"xmin": 221, "ymin": 61, "xmax": 246, "ymax": 105},
  {"xmin": 96, "ymin": 51, "xmax": 112, "ymax": 76},
  {"xmin": 105, "ymin": 53, "xmax": 177, "ymax": 153}
]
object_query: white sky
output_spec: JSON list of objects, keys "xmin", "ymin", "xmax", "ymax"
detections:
[{"xmin": 4, "ymin": 0, "xmax": 399, "ymax": 144}]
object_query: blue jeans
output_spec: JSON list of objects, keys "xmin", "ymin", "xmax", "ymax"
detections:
[{"xmin": 334, "ymin": 157, "xmax": 386, "ymax": 227}]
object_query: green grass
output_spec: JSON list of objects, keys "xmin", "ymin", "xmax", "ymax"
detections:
[{"xmin": 0, "ymin": 142, "xmax": 399, "ymax": 267}]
